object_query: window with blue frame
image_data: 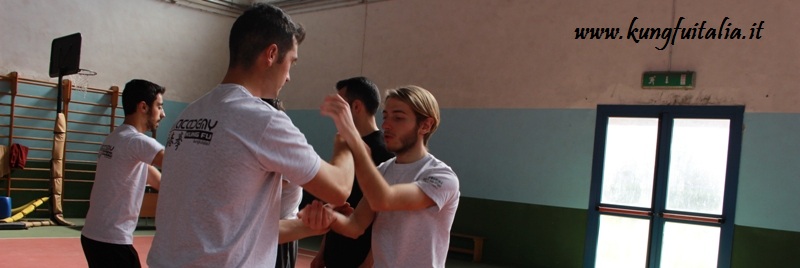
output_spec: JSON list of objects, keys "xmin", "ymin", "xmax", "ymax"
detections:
[{"xmin": 584, "ymin": 105, "xmax": 743, "ymax": 268}]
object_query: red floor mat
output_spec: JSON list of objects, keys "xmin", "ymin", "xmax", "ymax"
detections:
[{"xmin": 0, "ymin": 236, "xmax": 313, "ymax": 267}]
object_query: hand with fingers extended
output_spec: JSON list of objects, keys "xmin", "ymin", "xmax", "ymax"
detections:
[
  {"xmin": 298, "ymin": 200, "xmax": 335, "ymax": 233},
  {"xmin": 320, "ymin": 94, "xmax": 360, "ymax": 146}
]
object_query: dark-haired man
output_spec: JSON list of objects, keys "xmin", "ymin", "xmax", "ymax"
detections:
[
  {"xmin": 147, "ymin": 4, "xmax": 356, "ymax": 267},
  {"xmin": 311, "ymin": 77, "xmax": 394, "ymax": 268},
  {"xmin": 81, "ymin": 79, "xmax": 166, "ymax": 268}
]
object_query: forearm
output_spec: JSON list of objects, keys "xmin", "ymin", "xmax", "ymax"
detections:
[
  {"xmin": 329, "ymin": 212, "xmax": 366, "ymax": 239},
  {"xmin": 328, "ymin": 136, "xmax": 355, "ymax": 203},
  {"xmin": 329, "ymin": 199, "xmax": 375, "ymax": 239},
  {"xmin": 146, "ymin": 165, "xmax": 161, "ymax": 191},
  {"xmin": 349, "ymin": 142, "xmax": 392, "ymax": 210},
  {"xmin": 305, "ymin": 135, "xmax": 356, "ymax": 206}
]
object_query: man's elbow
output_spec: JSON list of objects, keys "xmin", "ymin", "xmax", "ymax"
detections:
[
  {"xmin": 328, "ymin": 195, "xmax": 348, "ymax": 207},
  {"xmin": 323, "ymin": 187, "xmax": 350, "ymax": 207},
  {"xmin": 331, "ymin": 179, "xmax": 352, "ymax": 205}
]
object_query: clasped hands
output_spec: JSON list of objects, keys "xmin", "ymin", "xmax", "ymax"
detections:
[{"xmin": 297, "ymin": 200, "xmax": 353, "ymax": 233}]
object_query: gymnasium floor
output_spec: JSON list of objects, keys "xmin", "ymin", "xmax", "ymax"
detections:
[{"xmin": 0, "ymin": 218, "xmax": 507, "ymax": 268}]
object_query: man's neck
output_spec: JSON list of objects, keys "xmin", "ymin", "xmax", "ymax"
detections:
[
  {"xmin": 394, "ymin": 143, "xmax": 428, "ymax": 164},
  {"xmin": 355, "ymin": 117, "xmax": 379, "ymax": 137},
  {"xmin": 122, "ymin": 117, "xmax": 148, "ymax": 134},
  {"xmin": 221, "ymin": 68, "xmax": 277, "ymax": 99}
]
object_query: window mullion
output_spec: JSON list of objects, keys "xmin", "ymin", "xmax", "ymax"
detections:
[{"xmin": 647, "ymin": 112, "xmax": 674, "ymax": 268}]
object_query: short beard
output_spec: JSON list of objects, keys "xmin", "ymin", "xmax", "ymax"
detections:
[
  {"xmin": 390, "ymin": 125, "xmax": 420, "ymax": 156},
  {"xmin": 146, "ymin": 109, "xmax": 159, "ymax": 132}
]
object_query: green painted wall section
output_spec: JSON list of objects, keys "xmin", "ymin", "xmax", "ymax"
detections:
[
  {"xmin": 289, "ymin": 108, "xmax": 598, "ymax": 209},
  {"xmin": 289, "ymin": 109, "xmax": 800, "ymax": 233},
  {"xmin": 455, "ymin": 197, "xmax": 800, "ymax": 267},
  {"xmin": 431, "ymin": 109, "xmax": 595, "ymax": 210},
  {"xmin": 738, "ymin": 113, "xmax": 800, "ymax": 232},
  {"xmin": 452, "ymin": 197, "xmax": 587, "ymax": 267},
  {"xmin": 731, "ymin": 225, "xmax": 800, "ymax": 267}
]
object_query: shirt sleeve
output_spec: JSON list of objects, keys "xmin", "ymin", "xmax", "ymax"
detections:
[
  {"xmin": 257, "ymin": 112, "xmax": 321, "ymax": 186},
  {"xmin": 415, "ymin": 164, "xmax": 460, "ymax": 211},
  {"xmin": 133, "ymin": 134, "xmax": 165, "ymax": 165}
]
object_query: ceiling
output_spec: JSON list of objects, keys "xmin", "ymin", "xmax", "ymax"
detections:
[{"xmin": 168, "ymin": 0, "xmax": 385, "ymax": 16}]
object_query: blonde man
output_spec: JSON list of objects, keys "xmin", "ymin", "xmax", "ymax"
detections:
[{"xmin": 313, "ymin": 85, "xmax": 461, "ymax": 267}]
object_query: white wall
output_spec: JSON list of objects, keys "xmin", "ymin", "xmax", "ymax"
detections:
[
  {"xmin": 0, "ymin": 0, "xmax": 234, "ymax": 103},
  {"xmin": 281, "ymin": 0, "xmax": 800, "ymax": 112},
  {"xmin": 3, "ymin": 0, "xmax": 798, "ymax": 111}
]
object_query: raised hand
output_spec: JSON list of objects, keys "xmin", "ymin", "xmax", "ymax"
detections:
[{"xmin": 320, "ymin": 94, "xmax": 360, "ymax": 146}]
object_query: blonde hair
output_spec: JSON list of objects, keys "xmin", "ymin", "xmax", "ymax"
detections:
[{"xmin": 385, "ymin": 85, "xmax": 441, "ymax": 145}]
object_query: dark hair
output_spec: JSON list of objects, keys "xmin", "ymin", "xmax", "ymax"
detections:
[
  {"xmin": 228, "ymin": 3, "xmax": 306, "ymax": 69},
  {"xmin": 336, "ymin": 77, "xmax": 380, "ymax": 115},
  {"xmin": 122, "ymin": 79, "xmax": 166, "ymax": 115}
]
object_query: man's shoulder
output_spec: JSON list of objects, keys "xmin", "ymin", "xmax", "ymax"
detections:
[
  {"xmin": 422, "ymin": 154, "xmax": 457, "ymax": 177},
  {"xmin": 178, "ymin": 92, "xmax": 281, "ymax": 126}
]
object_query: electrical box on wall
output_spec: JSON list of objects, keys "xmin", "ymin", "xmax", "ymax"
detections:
[{"xmin": 642, "ymin": 71, "xmax": 695, "ymax": 89}]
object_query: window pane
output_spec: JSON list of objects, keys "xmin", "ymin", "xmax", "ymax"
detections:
[
  {"xmin": 666, "ymin": 119, "xmax": 730, "ymax": 214},
  {"xmin": 601, "ymin": 117, "xmax": 658, "ymax": 208},
  {"xmin": 660, "ymin": 222, "xmax": 720, "ymax": 268},
  {"xmin": 595, "ymin": 215, "xmax": 649, "ymax": 268}
]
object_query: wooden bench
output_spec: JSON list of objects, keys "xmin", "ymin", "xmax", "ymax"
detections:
[{"xmin": 449, "ymin": 232, "xmax": 485, "ymax": 262}]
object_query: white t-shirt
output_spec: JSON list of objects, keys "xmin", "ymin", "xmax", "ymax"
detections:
[
  {"xmin": 280, "ymin": 179, "xmax": 302, "ymax": 220},
  {"xmin": 372, "ymin": 153, "xmax": 460, "ymax": 268},
  {"xmin": 147, "ymin": 84, "xmax": 321, "ymax": 267},
  {"xmin": 82, "ymin": 124, "xmax": 164, "ymax": 245}
]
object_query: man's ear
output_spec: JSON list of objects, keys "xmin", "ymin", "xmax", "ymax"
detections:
[
  {"xmin": 138, "ymin": 101, "xmax": 149, "ymax": 114},
  {"xmin": 418, "ymin": 117, "xmax": 434, "ymax": 134},
  {"xmin": 263, "ymin": 44, "xmax": 279, "ymax": 66},
  {"xmin": 350, "ymin": 99, "xmax": 363, "ymax": 114}
]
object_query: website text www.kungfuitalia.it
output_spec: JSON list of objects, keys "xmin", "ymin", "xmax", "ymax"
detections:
[{"xmin": 574, "ymin": 17, "xmax": 765, "ymax": 50}]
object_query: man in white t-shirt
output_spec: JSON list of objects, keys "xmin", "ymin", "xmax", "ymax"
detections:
[
  {"xmin": 276, "ymin": 179, "xmax": 302, "ymax": 268},
  {"xmin": 147, "ymin": 4, "xmax": 356, "ymax": 267},
  {"xmin": 309, "ymin": 85, "xmax": 461, "ymax": 267},
  {"xmin": 81, "ymin": 79, "xmax": 166, "ymax": 268}
]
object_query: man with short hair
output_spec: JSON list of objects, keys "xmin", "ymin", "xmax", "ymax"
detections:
[
  {"xmin": 147, "ymin": 4, "xmax": 356, "ymax": 267},
  {"xmin": 311, "ymin": 77, "xmax": 394, "ymax": 268},
  {"xmin": 81, "ymin": 79, "xmax": 166, "ymax": 268}
]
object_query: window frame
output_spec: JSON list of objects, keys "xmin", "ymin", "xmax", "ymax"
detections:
[{"xmin": 583, "ymin": 105, "xmax": 744, "ymax": 268}]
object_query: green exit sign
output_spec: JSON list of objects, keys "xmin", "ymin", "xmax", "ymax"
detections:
[{"xmin": 642, "ymin": 71, "xmax": 695, "ymax": 89}]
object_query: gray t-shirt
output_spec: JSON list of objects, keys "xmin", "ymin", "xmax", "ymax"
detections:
[
  {"xmin": 147, "ymin": 84, "xmax": 320, "ymax": 267},
  {"xmin": 82, "ymin": 124, "xmax": 163, "ymax": 245},
  {"xmin": 372, "ymin": 153, "xmax": 460, "ymax": 268}
]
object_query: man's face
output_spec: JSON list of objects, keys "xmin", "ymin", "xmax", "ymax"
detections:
[
  {"xmin": 273, "ymin": 40, "xmax": 299, "ymax": 93},
  {"xmin": 381, "ymin": 97, "xmax": 421, "ymax": 155},
  {"xmin": 146, "ymin": 94, "xmax": 165, "ymax": 132}
]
